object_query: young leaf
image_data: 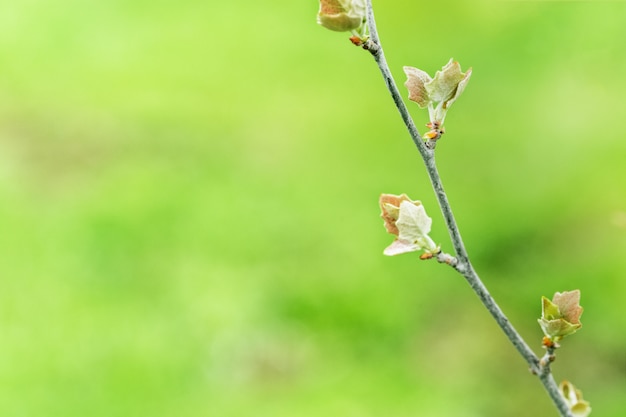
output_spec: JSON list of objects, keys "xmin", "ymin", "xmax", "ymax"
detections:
[
  {"xmin": 538, "ymin": 290, "xmax": 583, "ymax": 343},
  {"xmin": 560, "ymin": 380, "xmax": 591, "ymax": 417},
  {"xmin": 403, "ymin": 59, "xmax": 472, "ymax": 138},
  {"xmin": 403, "ymin": 66, "xmax": 432, "ymax": 108},
  {"xmin": 424, "ymin": 59, "xmax": 468, "ymax": 105},
  {"xmin": 552, "ymin": 290, "xmax": 584, "ymax": 326},
  {"xmin": 380, "ymin": 193, "xmax": 413, "ymax": 236},
  {"xmin": 444, "ymin": 66, "xmax": 472, "ymax": 110},
  {"xmin": 379, "ymin": 194, "xmax": 439, "ymax": 256},
  {"xmin": 317, "ymin": 0, "xmax": 366, "ymax": 33}
]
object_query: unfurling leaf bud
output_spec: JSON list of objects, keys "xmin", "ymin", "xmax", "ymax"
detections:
[
  {"xmin": 379, "ymin": 194, "xmax": 439, "ymax": 256},
  {"xmin": 317, "ymin": 0, "xmax": 366, "ymax": 33},
  {"xmin": 538, "ymin": 290, "xmax": 583, "ymax": 344},
  {"xmin": 403, "ymin": 59, "xmax": 472, "ymax": 145},
  {"xmin": 560, "ymin": 381, "xmax": 592, "ymax": 417}
]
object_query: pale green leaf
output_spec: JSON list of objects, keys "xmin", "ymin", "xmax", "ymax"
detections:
[
  {"xmin": 424, "ymin": 59, "xmax": 467, "ymax": 104},
  {"xmin": 541, "ymin": 296, "xmax": 561, "ymax": 321},
  {"xmin": 317, "ymin": 0, "xmax": 366, "ymax": 32},
  {"xmin": 443, "ymin": 67, "xmax": 472, "ymax": 109},
  {"xmin": 381, "ymin": 197, "xmax": 438, "ymax": 256}
]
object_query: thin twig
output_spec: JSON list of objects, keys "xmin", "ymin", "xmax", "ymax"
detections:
[
  {"xmin": 363, "ymin": 4, "xmax": 469, "ymax": 267},
  {"xmin": 363, "ymin": 1, "xmax": 573, "ymax": 416}
]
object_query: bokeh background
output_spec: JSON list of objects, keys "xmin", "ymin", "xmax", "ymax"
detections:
[{"xmin": 0, "ymin": 1, "xmax": 625, "ymax": 416}]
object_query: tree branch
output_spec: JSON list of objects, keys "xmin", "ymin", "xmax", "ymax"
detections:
[{"xmin": 363, "ymin": 1, "xmax": 574, "ymax": 416}]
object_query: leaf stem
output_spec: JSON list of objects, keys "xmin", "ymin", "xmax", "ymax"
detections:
[{"xmin": 363, "ymin": 1, "xmax": 574, "ymax": 416}]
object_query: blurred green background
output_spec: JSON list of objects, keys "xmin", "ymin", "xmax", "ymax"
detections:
[{"xmin": 0, "ymin": 1, "xmax": 625, "ymax": 416}]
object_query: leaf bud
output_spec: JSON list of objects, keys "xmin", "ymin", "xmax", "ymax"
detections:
[
  {"xmin": 317, "ymin": 0, "xmax": 366, "ymax": 33},
  {"xmin": 560, "ymin": 380, "xmax": 591, "ymax": 417},
  {"xmin": 538, "ymin": 290, "xmax": 583, "ymax": 343},
  {"xmin": 379, "ymin": 193, "xmax": 439, "ymax": 256},
  {"xmin": 403, "ymin": 59, "xmax": 472, "ymax": 143}
]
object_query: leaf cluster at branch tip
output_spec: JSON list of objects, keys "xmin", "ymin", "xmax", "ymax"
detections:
[
  {"xmin": 380, "ymin": 193, "xmax": 439, "ymax": 256},
  {"xmin": 538, "ymin": 290, "xmax": 583, "ymax": 344},
  {"xmin": 403, "ymin": 59, "xmax": 472, "ymax": 143},
  {"xmin": 317, "ymin": 0, "xmax": 366, "ymax": 35}
]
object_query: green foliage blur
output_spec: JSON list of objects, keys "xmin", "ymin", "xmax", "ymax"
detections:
[{"xmin": 1, "ymin": 1, "xmax": 625, "ymax": 416}]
